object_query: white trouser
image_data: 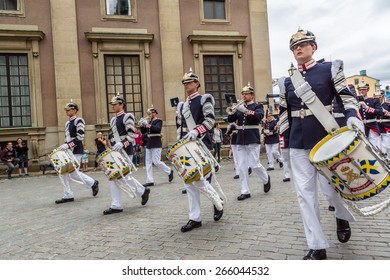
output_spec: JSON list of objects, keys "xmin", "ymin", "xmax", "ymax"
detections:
[
  {"xmin": 279, "ymin": 149, "xmax": 290, "ymax": 179},
  {"xmin": 61, "ymin": 154, "xmax": 95, "ymax": 199},
  {"xmin": 145, "ymin": 147, "xmax": 171, "ymax": 183},
  {"xmin": 368, "ymin": 130, "xmax": 381, "ymax": 150},
  {"xmin": 184, "ymin": 177, "xmax": 223, "ymax": 221},
  {"xmin": 108, "ymin": 173, "xmax": 146, "ymax": 210},
  {"xmin": 236, "ymin": 144, "xmax": 268, "ymax": 195},
  {"xmin": 265, "ymin": 143, "xmax": 281, "ymax": 168},
  {"xmin": 231, "ymin": 145, "xmax": 239, "ymax": 175},
  {"xmin": 289, "ymin": 148, "xmax": 355, "ymax": 250},
  {"xmin": 380, "ymin": 133, "xmax": 390, "ymax": 159}
]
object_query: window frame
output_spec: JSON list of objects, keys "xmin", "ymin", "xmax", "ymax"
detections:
[
  {"xmin": 104, "ymin": 54, "xmax": 143, "ymax": 122},
  {"xmin": 203, "ymin": 55, "xmax": 235, "ymax": 117},
  {"xmin": 0, "ymin": 53, "xmax": 31, "ymax": 128},
  {"xmin": 200, "ymin": 0, "xmax": 230, "ymax": 25},
  {"xmin": 0, "ymin": 0, "xmax": 24, "ymax": 17},
  {"xmin": 101, "ymin": 0, "xmax": 137, "ymax": 22}
]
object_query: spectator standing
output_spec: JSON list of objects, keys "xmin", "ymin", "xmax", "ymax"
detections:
[
  {"xmin": 212, "ymin": 122, "xmax": 223, "ymax": 162},
  {"xmin": 94, "ymin": 132, "xmax": 107, "ymax": 170},
  {"xmin": 15, "ymin": 137, "xmax": 29, "ymax": 176},
  {"xmin": 133, "ymin": 127, "xmax": 142, "ymax": 167}
]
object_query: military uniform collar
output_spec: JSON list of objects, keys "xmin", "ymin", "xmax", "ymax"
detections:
[
  {"xmin": 69, "ymin": 115, "xmax": 77, "ymax": 121},
  {"xmin": 298, "ymin": 59, "xmax": 316, "ymax": 72},
  {"xmin": 188, "ymin": 92, "xmax": 200, "ymax": 100},
  {"xmin": 116, "ymin": 110, "xmax": 125, "ymax": 117},
  {"xmin": 245, "ymin": 100, "xmax": 254, "ymax": 105}
]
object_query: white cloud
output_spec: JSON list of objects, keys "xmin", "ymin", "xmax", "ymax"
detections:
[{"xmin": 267, "ymin": 0, "xmax": 390, "ymax": 89}]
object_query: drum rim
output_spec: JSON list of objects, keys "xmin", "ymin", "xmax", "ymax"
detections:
[
  {"xmin": 166, "ymin": 138, "xmax": 190, "ymax": 157},
  {"xmin": 309, "ymin": 126, "xmax": 359, "ymax": 163},
  {"xmin": 336, "ymin": 173, "xmax": 390, "ymax": 201},
  {"xmin": 97, "ymin": 148, "xmax": 113, "ymax": 162}
]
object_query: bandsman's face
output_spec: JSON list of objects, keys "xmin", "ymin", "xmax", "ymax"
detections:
[
  {"xmin": 242, "ymin": 92, "xmax": 254, "ymax": 102},
  {"xmin": 65, "ymin": 108, "xmax": 76, "ymax": 117},
  {"xmin": 111, "ymin": 103, "xmax": 123, "ymax": 113},
  {"xmin": 183, "ymin": 81, "xmax": 198, "ymax": 95},
  {"xmin": 358, "ymin": 88, "xmax": 369, "ymax": 97},
  {"xmin": 292, "ymin": 41, "xmax": 316, "ymax": 64}
]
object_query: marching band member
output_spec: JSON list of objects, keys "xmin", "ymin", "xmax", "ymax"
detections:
[
  {"xmin": 357, "ymin": 82, "xmax": 383, "ymax": 149},
  {"xmin": 102, "ymin": 94, "xmax": 150, "ymax": 215},
  {"xmin": 376, "ymin": 91, "xmax": 390, "ymax": 159},
  {"xmin": 263, "ymin": 114, "xmax": 284, "ymax": 171},
  {"xmin": 140, "ymin": 108, "xmax": 174, "ymax": 187},
  {"xmin": 227, "ymin": 84, "xmax": 271, "ymax": 201},
  {"xmin": 176, "ymin": 69, "xmax": 224, "ymax": 232},
  {"xmin": 226, "ymin": 122, "xmax": 240, "ymax": 179},
  {"xmin": 55, "ymin": 101, "xmax": 99, "ymax": 204},
  {"xmin": 226, "ymin": 122, "xmax": 252, "ymax": 179},
  {"xmin": 278, "ymin": 28, "xmax": 363, "ymax": 260}
]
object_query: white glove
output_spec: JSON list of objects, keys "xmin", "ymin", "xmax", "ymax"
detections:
[
  {"xmin": 236, "ymin": 103, "xmax": 248, "ymax": 114},
  {"xmin": 347, "ymin": 117, "xmax": 365, "ymax": 134},
  {"xmin": 359, "ymin": 102, "xmax": 368, "ymax": 109},
  {"xmin": 184, "ymin": 129, "xmax": 199, "ymax": 141},
  {"xmin": 113, "ymin": 142, "xmax": 124, "ymax": 151},
  {"xmin": 59, "ymin": 144, "xmax": 69, "ymax": 150}
]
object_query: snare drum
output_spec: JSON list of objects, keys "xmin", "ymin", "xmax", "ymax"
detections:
[
  {"xmin": 49, "ymin": 148, "xmax": 78, "ymax": 175},
  {"xmin": 166, "ymin": 138, "xmax": 212, "ymax": 184},
  {"xmin": 97, "ymin": 149, "xmax": 130, "ymax": 180},
  {"xmin": 310, "ymin": 127, "xmax": 390, "ymax": 201}
]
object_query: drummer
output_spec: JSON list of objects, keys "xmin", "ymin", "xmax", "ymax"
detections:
[
  {"xmin": 175, "ymin": 68, "xmax": 224, "ymax": 232},
  {"xmin": 357, "ymin": 82, "xmax": 383, "ymax": 149},
  {"xmin": 102, "ymin": 94, "xmax": 150, "ymax": 215},
  {"xmin": 278, "ymin": 28, "xmax": 364, "ymax": 260},
  {"xmin": 55, "ymin": 101, "xmax": 99, "ymax": 204}
]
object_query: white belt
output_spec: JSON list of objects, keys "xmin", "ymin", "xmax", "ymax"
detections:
[
  {"xmin": 332, "ymin": 112, "xmax": 345, "ymax": 118},
  {"xmin": 236, "ymin": 125, "xmax": 259, "ymax": 130},
  {"xmin": 291, "ymin": 105, "xmax": 332, "ymax": 118},
  {"xmin": 378, "ymin": 119, "xmax": 390, "ymax": 123},
  {"xmin": 363, "ymin": 119, "xmax": 377, "ymax": 124},
  {"xmin": 148, "ymin": 134, "xmax": 161, "ymax": 137}
]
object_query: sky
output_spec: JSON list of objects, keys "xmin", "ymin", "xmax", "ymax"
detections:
[{"xmin": 267, "ymin": 0, "xmax": 390, "ymax": 92}]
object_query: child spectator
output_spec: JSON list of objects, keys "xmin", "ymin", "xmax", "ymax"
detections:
[{"xmin": 81, "ymin": 145, "xmax": 89, "ymax": 172}]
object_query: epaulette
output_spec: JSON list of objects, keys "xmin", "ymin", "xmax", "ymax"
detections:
[{"xmin": 201, "ymin": 93, "xmax": 215, "ymax": 106}]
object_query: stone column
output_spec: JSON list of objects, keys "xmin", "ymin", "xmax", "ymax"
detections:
[
  {"xmin": 50, "ymin": 0, "xmax": 82, "ymax": 143},
  {"xmin": 158, "ymin": 0, "xmax": 185, "ymax": 145}
]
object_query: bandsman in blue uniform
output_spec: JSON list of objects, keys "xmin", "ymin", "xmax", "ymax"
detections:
[
  {"xmin": 357, "ymin": 82, "xmax": 383, "ymax": 149},
  {"xmin": 376, "ymin": 91, "xmax": 390, "ymax": 159},
  {"xmin": 263, "ymin": 114, "xmax": 283, "ymax": 170},
  {"xmin": 56, "ymin": 101, "xmax": 99, "ymax": 204},
  {"xmin": 227, "ymin": 84, "xmax": 271, "ymax": 200},
  {"xmin": 176, "ymin": 69, "xmax": 224, "ymax": 232},
  {"xmin": 278, "ymin": 29, "xmax": 364, "ymax": 260},
  {"xmin": 140, "ymin": 107, "xmax": 173, "ymax": 187},
  {"xmin": 263, "ymin": 114, "xmax": 290, "ymax": 181},
  {"xmin": 102, "ymin": 95, "xmax": 150, "ymax": 215}
]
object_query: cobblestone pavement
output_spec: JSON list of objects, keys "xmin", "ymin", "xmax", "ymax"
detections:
[{"xmin": 1, "ymin": 155, "xmax": 390, "ymax": 260}]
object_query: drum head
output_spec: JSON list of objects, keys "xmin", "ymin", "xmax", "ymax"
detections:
[{"xmin": 312, "ymin": 129, "xmax": 357, "ymax": 162}]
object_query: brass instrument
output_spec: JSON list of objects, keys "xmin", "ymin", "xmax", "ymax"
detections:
[
  {"xmin": 226, "ymin": 98, "xmax": 245, "ymax": 115},
  {"xmin": 137, "ymin": 117, "xmax": 150, "ymax": 127}
]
